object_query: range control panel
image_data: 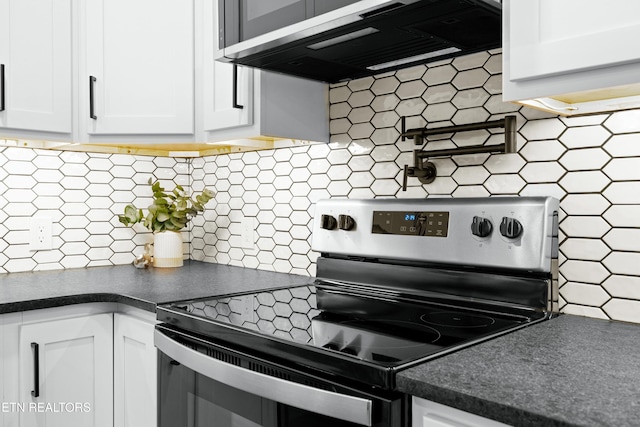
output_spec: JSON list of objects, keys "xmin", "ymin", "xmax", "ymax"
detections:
[
  {"xmin": 372, "ymin": 211, "xmax": 449, "ymax": 237},
  {"xmin": 312, "ymin": 197, "xmax": 559, "ymax": 273}
]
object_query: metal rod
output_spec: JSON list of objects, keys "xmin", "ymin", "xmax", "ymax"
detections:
[
  {"xmin": 401, "ymin": 115, "xmax": 517, "ymax": 160},
  {"xmin": 401, "ymin": 116, "xmax": 406, "ymax": 141},
  {"xmin": 403, "ymin": 117, "xmax": 511, "ymax": 139},
  {"xmin": 31, "ymin": 342, "xmax": 40, "ymax": 398},
  {"xmin": 416, "ymin": 143, "xmax": 507, "ymax": 159},
  {"xmin": 504, "ymin": 115, "xmax": 517, "ymax": 153},
  {"xmin": 0, "ymin": 64, "xmax": 5, "ymax": 112},
  {"xmin": 232, "ymin": 64, "xmax": 244, "ymax": 109},
  {"xmin": 89, "ymin": 76, "xmax": 97, "ymax": 120}
]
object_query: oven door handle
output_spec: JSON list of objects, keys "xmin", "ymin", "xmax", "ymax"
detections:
[{"xmin": 154, "ymin": 330, "xmax": 373, "ymax": 426}]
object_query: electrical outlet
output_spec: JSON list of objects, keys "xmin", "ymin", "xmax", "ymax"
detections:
[
  {"xmin": 29, "ymin": 218, "xmax": 53, "ymax": 251},
  {"xmin": 240, "ymin": 217, "xmax": 255, "ymax": 249}
]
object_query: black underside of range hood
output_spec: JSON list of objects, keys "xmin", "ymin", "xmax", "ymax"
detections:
[{"xmin": 229, "ymin": 0, "xmax": 501, "ymax": 83}]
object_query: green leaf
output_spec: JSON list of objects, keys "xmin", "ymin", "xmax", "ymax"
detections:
[
  {"xmin": 119, "ymin": 180, "xmax": 215, "ymax": 232},
  {"xmin": 170, "ymin": 216, "xmax": 186, "ymax": 228},
  {"xmin": 156, "ymin": 211, "xmax": 171, "ymax": 222},
  {"xmin": 172, "ymin": 210, "xmax": 188, "ymax": 218}
]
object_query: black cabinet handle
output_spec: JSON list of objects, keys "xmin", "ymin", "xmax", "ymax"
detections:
[
  {"xmin": 0, "ymin": 64, "xmax": 5, "ymax": 112},
  {"xmin": 31, "ymin": 342, "xmax": 40, "ymax": 398},
  {"xmin": 89, "ymin": 75, "xmax": 97, "ymax": 119},
  {"xmin": 232, "ymin": 64, "xmax": 243, "ymax": 110}
]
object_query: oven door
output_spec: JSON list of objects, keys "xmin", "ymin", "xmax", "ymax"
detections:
[{"xmin": 155, "ymin": 325, "xmax": 405, "ymax": 427}]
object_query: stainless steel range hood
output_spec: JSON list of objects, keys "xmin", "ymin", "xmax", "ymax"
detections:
[{"xmin": 218, "ymin": 0, "xmax": 502, "ymax": 83}]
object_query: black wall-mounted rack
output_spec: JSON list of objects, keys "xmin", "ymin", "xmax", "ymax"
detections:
[{"xmin": 400, "ymin": 115, "xmax": 517, "ymax": 190}]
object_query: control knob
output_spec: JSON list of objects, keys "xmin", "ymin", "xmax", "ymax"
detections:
[
  {"xmin": 338, "ymin": 214, "xmax": 356, "ymax": 231},
  {"xmin": 500, "ymin": 217, "xmax": 523, "ymax": 239},
  {"xmin": 471, "ymin": 216, "xmax": 492, "ymax": 237},
  {"xmin": 320, "ymin": 214, "xmax": 337, "ymax": 230}
]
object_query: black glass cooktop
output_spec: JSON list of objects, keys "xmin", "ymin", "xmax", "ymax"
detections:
[{"xmin": 158, "ymin": 283, "xmax": 541, "ymax": 389}]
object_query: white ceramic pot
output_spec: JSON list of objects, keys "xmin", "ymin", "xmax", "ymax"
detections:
[{"xmin": 153, "ymin": 231, "xmax": 184, "ymax": 268}]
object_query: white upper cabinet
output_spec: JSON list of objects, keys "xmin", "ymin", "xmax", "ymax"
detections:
[
  {"xmin": 201, "ymin": 0, "xmax": 329, "ymax": 144},
  {"xmin": 503, "ymin": 0, "xmax": 640, "ymax": 115},
  {"xmin": 202, "ymin": 63, "xmax": 254, "ymax": 133},
  {"xmin": 201, "ymin": 0, "xmax": 253, "ymax": 133},
  {"xmin": 0, "ymin": 0, "xmax": 72, "ymax": 134},
  {"xmin": 0, "ymin": 0, "xmax": 328, "ymax": 151},
  {"xmin": 81, "ymin": 0, "xmax": 194, "ymax": 136}
]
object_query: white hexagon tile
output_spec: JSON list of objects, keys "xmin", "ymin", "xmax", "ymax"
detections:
[{"xmin": 4, "ymin": 49, "xmax": 640, "ymax": 324}]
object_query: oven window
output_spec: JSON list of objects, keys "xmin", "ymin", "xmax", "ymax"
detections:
[
  {"xmin": 159, "ymin": 352, "xmax": 367, "ymax": 427},
  {"xmin": 281, "ymin": 406, "xmax": 363, "ymax": 427},
  {"xmin": 189, "ymin": 393, "xmax": 263, "ymax": 427}
]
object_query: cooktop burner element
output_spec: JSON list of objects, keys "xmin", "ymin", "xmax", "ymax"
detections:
[
  {"xmin": 157, "ymin": 197, "xmax": 559, "ymax": 391},
  {"xmin": 420, "ymin": 312, "xmax": 496, "ymax": 328},
  {"xmin": 312, "ymin": 316, "xmax": 443, "ymax": 364}
]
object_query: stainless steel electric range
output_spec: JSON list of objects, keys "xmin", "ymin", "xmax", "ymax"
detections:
[{"xmin": 155, "ymin": 197, "xmax": 559, "ymax": 427}]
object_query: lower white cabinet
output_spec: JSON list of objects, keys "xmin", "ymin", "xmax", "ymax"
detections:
[
  {"xmin": 113, "ymin": 312, "xmax": 157, "ymax": 427},
  {"xmin": 413, "ymin": 396, "xmax": 511, "ymax": 427},
  {"xmin": 19, "ymin": 312, "xmax": 114, "ymax": 427},
  {"xmin": 1, "ymin": 314, "xmax": 5, "ymax": 427},
  {"xmin": 1, "ymin": 304, "xmax": 157, "ymax": 427},
  {"xmin": 1, "ymin": 311, "xmax": 21, "ymax": 427}
]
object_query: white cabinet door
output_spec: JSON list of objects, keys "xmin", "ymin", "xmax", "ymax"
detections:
[
  {"xmin": 503, "ymin": 0, "xmax": 640, "ymax": 114},
  {"xmin": 413, "ymin": 397, "xmax": 511, "ymax": 427},
  {"xmin": 202, "ymin": 0, "xmax": 253, "ymax": 132},
  {"xmin": 509, "ymin": 1, "xmax": 640, "ymax": 82},
  {"xmin": 114, "ymin": 313, "xmax": 157, "ymax": 427},
  {"xmin": 201, "ymin": 0, "xmax": 329, "ymax": 143},
  {"xmin": 0, "ymin": 314, "xmax": 4, "ymax": 427},
  {"xmin": 83, "ymin": 0, "xmax": 194, "ymax": 135},
  {"xmin": 203, "ymin": 63, "xmax": 254, "ymax": 132},
  {"xmin": 19, "ymin": 313, "xmax": 114, "ymax": 427},
  {"xmin": 0, "ymin": 0, "xmax": 72, "ymax": 133},
  {"xmin": 1, "ymin": 312, "xmax": 22, "ymax": 427}
]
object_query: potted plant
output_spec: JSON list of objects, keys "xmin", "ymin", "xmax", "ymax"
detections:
[{"xmin": 118, "ymin": 179, "xmax": 215, "ymax": 267}]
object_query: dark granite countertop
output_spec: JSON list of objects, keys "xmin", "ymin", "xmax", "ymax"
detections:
[
  {"xmin": 5, "ymin": 264, "xmax": 638, "ymax": 427},
  {"xmin": 397, "ymin": 314, "xmax": 640, "ymax": 427},
  {"xmin": 0, "ymin": 260, "xmax": 311, "ymax": 314}
]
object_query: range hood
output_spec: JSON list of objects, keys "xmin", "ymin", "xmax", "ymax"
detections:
[{"xmin": 218, "ymin": 0, "xmax": 502, "ymax": 83}]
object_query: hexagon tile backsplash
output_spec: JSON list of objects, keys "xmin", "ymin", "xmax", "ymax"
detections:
[
  {"xmin": 191, "ymin": 50, "xmax": 640, "ymax": 325},
  {"xmin": 3, "ymin": 49, "xmax": 640, "ymax": 325},
  {"xmin": 0, "ymin": 149, "xmax": 190, "ymax": 272}
]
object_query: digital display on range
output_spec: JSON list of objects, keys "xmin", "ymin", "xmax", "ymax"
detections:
[{"xmin": 372, "ymin": 211, "xmax": 449, "ymax": 237}]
